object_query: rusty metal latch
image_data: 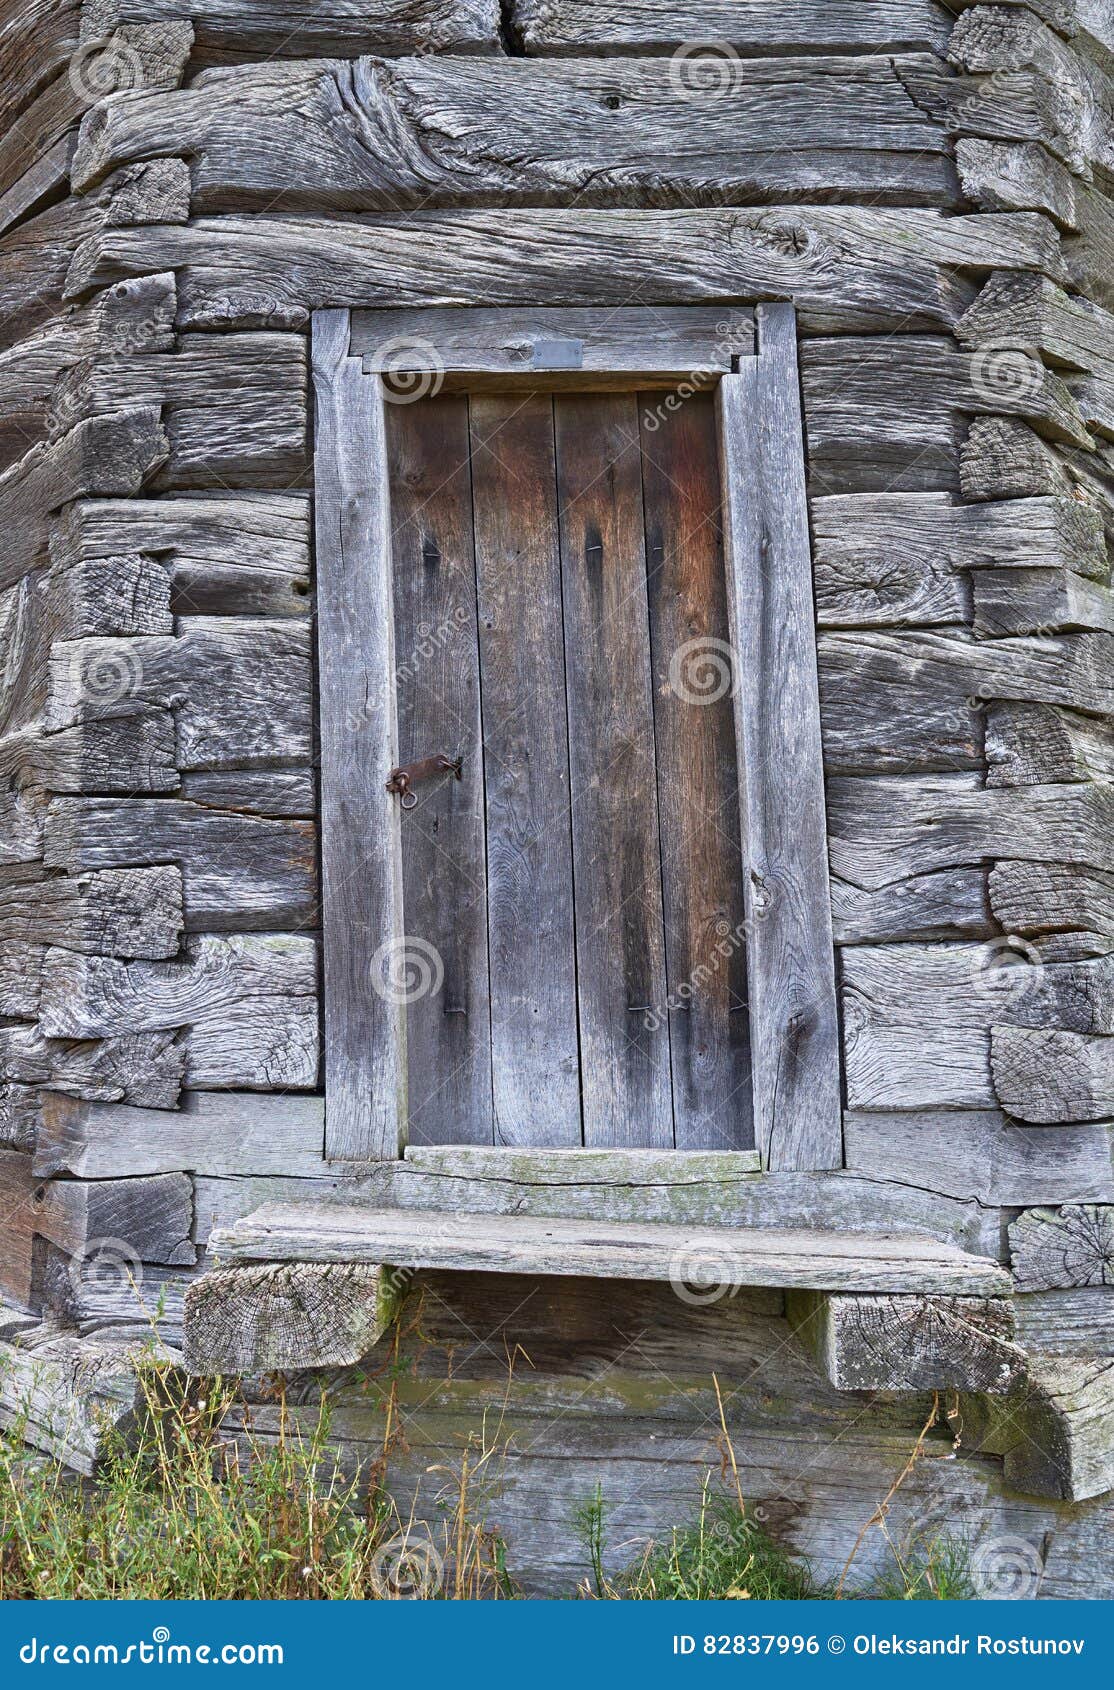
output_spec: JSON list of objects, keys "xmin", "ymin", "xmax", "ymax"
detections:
[{"xmin": 386, "ymin": 753, "xmax": 462, "ymax": 809}]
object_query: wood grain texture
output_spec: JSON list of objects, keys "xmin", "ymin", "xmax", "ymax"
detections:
[
  {"xmin": 556, "ymin": 391, "xmax": 671, "ymax": 1149},
  {"xmin": 65, "ymin": 209, "xmax": 1063, "ymax": 339},
  {"xmin": 843, "ymin": 1109, "xmax": 1114, "ymax": 1207},
  {"xmin": 53, "ymin": 493, "xmax": 311, "ymax": 619},
  {"xmin": 183, "ymin": 1261, "xmax": 404, "ymax": 1373},
  {"xmin": 1015, "ymin": 1288, "xmax": 1114, "ymax": 1355},
  {"xmin": 956, "ymin": 137, "xmax": 1079, "ymax": 226},
  {"xmin": 1010, "ymin": 1205, "xmax": 1114, "ymax": 1292},
  {"xmin": 0, "ymin": 864, "xmax": 182, "ymax": 959},
  {"xmin": 210, "ymin": 1201, "xmax": 1012, "ymax": 1294},
  {"xmin": 387, "ymin": 394, "xmax": 490, "ymax": 1148},
  {"xmin": 829, "ymin": 776, "xmax": 1113, "ymax": 891},
  {"xmin": 469, "ymin": 394, "xmax": 579, "ymax": 1147},
  {"xmin": 36, "ymin": 1089, "xmax": 325, "ymax": 1180},
  {"xmin": 44, "ymin": 797, "xmax": 317, "ymax": 931},
  {"xmin": 788, "ymin": 1291, "xmax": 1022, "ymax": 1392},
  {"xmin": 312, "ymin": 309, "xmax": 404, "ymax": 1162},
  {"xmin": 642, "ymin": 392, "xmax": 751, "ymax": 1150},
  {"xmin": 71, "ymin": 54, "xmax": 959, "ymax": 213},
  {"xmin": 0, "ymin": 1327, "xmax": 147, "ymax": 1474},
  {"xmin": 989, "ymin": 860, "xmax": 1114, "ymax": 961},
  {"xmin": 91, "ymin": 0, "xmax": 501, "ymax": 59},
  {"xmin": 513, "ymin": 1, "xmax": 953, "ymax": 55},
  {"xmin": 717, "ymin": 307, "xmax": 840, "ymax": 1171},
  {"xmin": 992, "ymin": 1026, "xmax": 1114, "ymax": 1123}
]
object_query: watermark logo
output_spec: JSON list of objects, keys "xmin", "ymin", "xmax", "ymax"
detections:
[
  {"xmin": 969, "ymin": 342, "xmax": 1045, "ymax": 407},
  {"xmin": 668, "ymin": 636, "xmax": 736, "ymax": 706},
  {"xmin": 669, "ymin": 1245, "xmax": 743, "ymax": 1307},
  {"xmin": 370, "ymin": 1533, "xmax": 445, "ymax": 1599},
  {"xmin": 68, "ymin": 38, "xmax": 145, "ymax": 105},
  {"xmin": 70, "ymin": 642, "xmax": 145, "ymax": 707},
  {"xmin": 972, "ymin": 1534, "xmax": 1045, "ymax": 1599},
  {"xmin": 668, "ymin": 43, "xmax": 740, "ymax": 101},
  {"xmin": 969, "ymin": 935, "xmax": 1044, "ymax": 1008},
  {"xmin": 370, "ymin": 936, "xmax": 445, "ymax": 1005},
  {"xmin": 68, "ymin": 1236, "xmax": 144, "ymax": 1298},
  {"xmin": 368, "ymin": 336, "xmax": 446, "ymax": 403}
]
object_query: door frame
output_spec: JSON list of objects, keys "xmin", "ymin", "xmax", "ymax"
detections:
[{"xmin": 311, "ymin": 303, "xmax": 841, "ymax": 1172}]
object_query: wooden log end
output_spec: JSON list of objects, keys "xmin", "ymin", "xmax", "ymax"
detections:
[
  {"xmin": 787, "ymin": 1290, "xmax": 1025, "ymax": 1393},
  {"xmin": 182, "ymin": 1260, "xmax": 407, "ymax": 1375}
]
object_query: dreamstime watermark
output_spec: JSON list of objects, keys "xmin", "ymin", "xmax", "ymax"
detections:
[
  {"xmin": 668, "ymin": 42, "xmax": 741, "ymax": 101},
  {"xmin": 668, "ymin": 1245, "xmax": 745, "ymax": 1307},
  {"xmin": 370, "ymin": 936, "xmax": 445, "ymax": 1006},
  {"xmin": 68, "ymin": 37, "xmax": 146, "ymax": 105},
  {"xmin": 18, "ymin": 1628, "xmax": 283, "ymax": 1667},
  {"xmin": 60, "ymin": 641, "xmax": 145, "ymax": 708},
  {"xmin": 668, "ymin": 636, "xmax": 737, "ymax": 706},
  {"xmin": 971, "ymin": 1534, "xmax": 1045, "ymax": 1599},
  {"xmin": 644, "ymin": 918, "xmax": 748, "ymax": 1033},
  {"xmin": 968, "ymin": 935, "xmax": 1045, "ymax": 1008},
  {"xmin": 67, "ymin": 1236, "xmax": 144, "ymax": 1298},
  {"xmin": 367, "ymin": 336, "xmax": 446, "ymax": 403},
  {"xmin": 968, "ymin": 341, "xmax": 1046, "ymax": 407},
  {"xmin": 369, "ymin": 1533, "xmax": 445, "ymax": 1599},
  {"xmin": 395, "ymin": 606, "xmax": 470, "ymax": 688}
]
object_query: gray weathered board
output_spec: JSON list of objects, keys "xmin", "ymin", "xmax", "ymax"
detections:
[{"xmin": 208, "ymin": 1203, "xmax": 1011, "ymax": 1295}]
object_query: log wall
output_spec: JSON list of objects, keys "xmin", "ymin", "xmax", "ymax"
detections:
[{"xmin": 1, "ymin": 0, "xmax": 1113, "ymax": 1594}]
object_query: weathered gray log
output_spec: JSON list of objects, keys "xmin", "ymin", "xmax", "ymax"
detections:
[
  {"xmin": 960, "ymin": 415, "xmax": 1105, "ymax": 513},
  {"xmin": 973, "ymin": 569, "xmax": 1114, "ymax": 637},
  {"xmin": 86, "ymin": 0, "xmax": 501, "ymax": 58},
  {"xmin": 788, "ymin": 1291, "xmax": 1023, "ymax": 1392},
  {"xmin": 0, "ymin": 1025, "xmax": 184, "ymax": 1111},
  {"xmin": 801, "ymin": 335, "xmax": 1090, "ymax": 505},
  {"xmin": 183, "ymin": 1261, "xmax": 406, "ymax": 1374},
  {"xmin": 0, "ymin": 1081, "xmax": 40, "ymax": 1153},
  {"xmin": 179, "ymin": 769, "xmax": 314, "ymax": 818},
  {"xmin": 956, "ymin": 137, "xmax": 1079, "ymax": 227},
  {"xmin": 0, "ymin": 275, "xmax": 175, "ymax": 469},
  {"xmin": 39, "ymin": 934, "xmax": 319, "ymax": 1092},
  {"xmin": 992, "ymin": 1027, "xmax": 1114, "ymax": 1123},
  {"xmin": 972, "ymin": 1357, "xmax": 1114, "ymax": 1503},
  {"xmin": 64, "ymin": 209, "xmax": 1064, "ymax": 338},
  {"xmin": 0, "ymin": 0, "xmax": 80, "ymax": 141},
  {"xmin": 51, "ymin": 334, "xmax": 309, "ymax": 490},
  {"xmin": 71, "ymin": 54, "xmax": 959, "ymax": 212},
  {"xmin": 1010, "ymin": 1205, "xmax": 1114, "ymax": 1291},
  {"xmin": 812, "ymin": 491, "xmax": 1105, "ymax": 629},
  {"xmin": 1067, "ymin": 179, "xmax": 1114, "ymax": 311},
  {"xmin": 209, "ymin": 1202, "xmax": 1010, "ymax": 1294},
  {"xmin": 986, "ymin": 702, "xmax": 1114, "ymax": 787},
  {"xmin": 44, "ymin": 798, "xmax": 317, "ymax": 930},
  {"xmin": 989, "ymin": 860, "xmax": 1114, "ymax": 960},
  {"xmin": 717, "ymin": 306, "xmax": 841, "ymax": 1170},
  {"xmin": 0, "ymin": 1326, "xmax": 148, "ymax": 1474},
  {"xmin": 842, "ymin": 944, "xmax": 1114, "ymax": 1112},
  {"xmin": 0, "ymin": 711, "xmax": 178, "ymax": 798},
  {"xmin": 0, "ymin": 864, "xmax": 181, "ymax": 958},
  {"xmin": 0, "ymin": 407, "xmax": 167, "ymax": 590},
  {"xmin": 36, "ymin": 1169, "xmax": 196, "ymax": 1268},
  {"xmin": 0, "ymin": 938, "xmax": 41, "ymax": 1015},
  {"xmin": 831, "ymin": 867, "xmax": 992, "ymax": 945},
  {"xmin": 828, "ymin": 775, "xmax": 1112, "ymax": 890},
  {"xmin": 48, "ymin": 620, "xmax": 312, "ymax": 769},
  {"xmin": 35, "ymin": 1088, "xmax": 326, "ymax": 1179},
  {"xmin": 513, "ymin": 0, "xmax": 952, "ymax": 54},
  {"xmin": 947, "ymin": 3, "xmax": 1112, "ymax": 175},
  {"xmin": 819, "ymin": 632, "xmax": 1113, "ymax": 772},
  {"xmin": 843, "ymin": 1109, "xmax": 1114, "ymax": 1206},
  {"xmin": 52, "ymin": 493, "xmax": 310, "ymax": 618},
  {"xmin": 0, "ymin": 163, "xmax": 187, "ymax": 353},
  {"xmin": 1014, "ymin": 1288, "xmax": 1114, "ymax": 1355}
]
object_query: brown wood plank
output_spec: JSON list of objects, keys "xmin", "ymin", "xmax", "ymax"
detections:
[
  {"xmin": 640, "ymin": 392, "xmax": 753, "ymax": 1152},
  {"xmin": 470, "ymin": 394, "xmax": 581, "ymax": 1147},
  {"xmin": 387, "ymin": 394, "xmax": 491, "ymax": 1146},
  {"xmin": 311, "ymin": 309, "xmax": 404, "ymax": 1162},
  {"xmin": 717, "ymin": 305, "xmax": 842, "ymax": 1171},
  {"xmin": 555, "ymin": 393, "xmax": 672, "ymax": 1149}
]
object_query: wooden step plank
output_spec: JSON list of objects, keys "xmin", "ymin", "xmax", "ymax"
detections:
[
  {"xmin": 403, "ymin": 1146, "xmax": 762, "ymax": 1180},
  {"xmin": 210, "ymin": 1204, "xmax": 1012, "ymax": 1295}
]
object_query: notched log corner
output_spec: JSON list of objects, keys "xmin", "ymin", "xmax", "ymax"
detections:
[
  {"xmin": 787, "ymin": 1290, "xmax": 1025, "ymax": 1393},
  {"xmin": 182, "ymin": 1259, "xmax": 408, "ymax": 1375}
]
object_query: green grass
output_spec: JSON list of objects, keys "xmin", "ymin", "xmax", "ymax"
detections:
[{"xmin": 0, "ymin": 1360, "xmax": 975, "ymax": 1601}]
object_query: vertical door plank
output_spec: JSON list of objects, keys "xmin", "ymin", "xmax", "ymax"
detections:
[
  {"xmin": 717, "ymin": 304, "xmax": 842, "ymax": 1171},
  {"xmin": 640, "ymin": 392, "xmax": 754, "ymax": 1151},
  {"xmin": 312, "ymin": 309, "xmax": 404, "ymax": 1162},
  {"xmin": 555, "ymin": 393, "xmax": 673, "ymax": 1149},
  {"xmin": 470, "ymin": 395, "xmax": 581, "ymax": 1145},
  {"xmin": 387, "ymin": 394, "xmax": 492, "ymax": 1145}
]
